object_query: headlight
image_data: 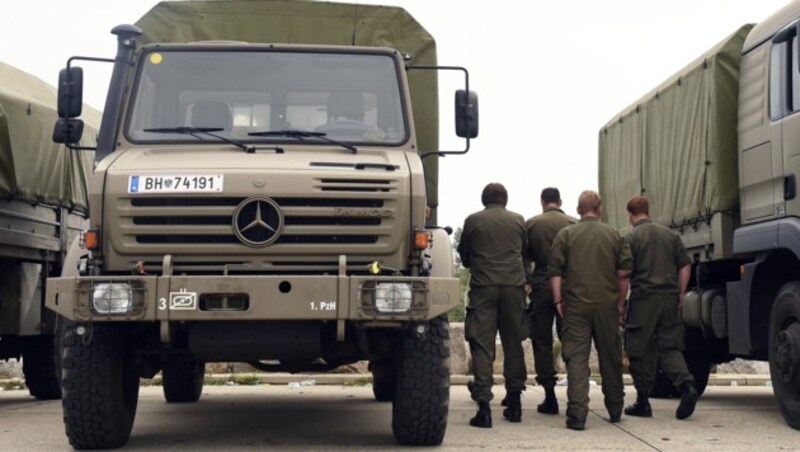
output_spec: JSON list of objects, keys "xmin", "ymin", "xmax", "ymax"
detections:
[
  {"xmin": 375, "ymin": 282, "xmax": 413, "ymax": 313},
  {"xmin": 92, "ymin": 283, "xmax": 133, "ymax": 315}
]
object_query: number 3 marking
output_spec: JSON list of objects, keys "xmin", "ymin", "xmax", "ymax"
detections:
[{"xmin": 159, "ymin": 298, "xmax": 167, "ymax": 310}]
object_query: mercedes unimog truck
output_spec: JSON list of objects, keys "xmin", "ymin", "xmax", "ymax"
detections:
[
  {"xmin": 47, "ymin": 1, "xmax": 477, "ymax": 448},
  {"xmin": 600, "ymin": 0, "xmax": 800, "ymax": 431},
  {"xmin": 0, "ymin": 62, "xmax": 98, "ymax": 400}
]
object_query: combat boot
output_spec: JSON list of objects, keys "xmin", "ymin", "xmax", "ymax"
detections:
[
  {"xmin": 469, "ymin": 402, "xmax": 492, "ymax": 428},
  {"xmin": 624, "ymin": 390, "xmax": 652, "ymax": 417},
  {"xmin": 502, "ymin": 391, "xmax": 522, "ymax": 422},
  {"xmin": 565, "ymin": 415, "xmax": 586, "ymax": 431},
  {"xmin": 676, "ymin": 381, "xmax": 699, "ymax": 420},
  {"xmin": 537, "ymin": 386, "xmax": 559, "ymax": 415}
]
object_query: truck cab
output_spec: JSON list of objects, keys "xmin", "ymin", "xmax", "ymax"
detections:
[{"xmin": 47, "ymin": 3, "xmax": 478, "ymax": 448}]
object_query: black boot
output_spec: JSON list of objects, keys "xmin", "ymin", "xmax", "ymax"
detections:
[
  {"xmin": 676, "ymin": 381, "xmax": 699, "ymax": 420},
  {"xmin": 566, "ymin": 415, "xmax": 586, "ymax": 431},
  {"xmin": 624, "ymin": 390, "xmax": 652, "ymax": 417},
  {"xmin": 470, "ymin": 402, "xmax": 492, "ymax": 428},
  {"xmin": 502, "ymin": 391, "xmax": 522, "ymax": 422},
  {"xmin": 537, "ymin": 386, "xmax": 559, "ymax": 415}
]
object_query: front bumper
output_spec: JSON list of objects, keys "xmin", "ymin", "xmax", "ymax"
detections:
[{"xmin": 46, "ymin": 272, "xmax": 459, "ymax": 323}]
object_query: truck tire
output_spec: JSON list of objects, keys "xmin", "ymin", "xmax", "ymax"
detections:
[
  {"xmin": 392, "ymin": 315, "xmax": 450, "ymax": 446},
  {"xmin": 61, "ymin": 323, "xmax": 139, "ymax": 449},
  {"xmin": 21, "ymin": 335, "xmax": 62, "ymax": 400},
  {"xmin": 371, "ymin": 365, "xmax": 396, "ymax": 402},
  {"xmin": 162, "ymin": 355, "xmax": 205, "ymax": 403},
  {"xmin": 769, "ymin": 282, "xmax": 800, "ymax": 430}
]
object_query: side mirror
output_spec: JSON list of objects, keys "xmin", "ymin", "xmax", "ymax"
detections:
[
  {"xmin": 455, "ymin": 90, "xmax": 479, "ymax": 139},
  {"xmin": 57, "ymin": 67, "xmax": 84, "ymax": 119},
  {"xmin": 52, "ymin": 118, "xmax": 85, "ymax": 144}
]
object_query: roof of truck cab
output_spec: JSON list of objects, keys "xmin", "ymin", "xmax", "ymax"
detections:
[{"xmin": 744, "ymin": 0, "xmax": 800, "ymax": 53}]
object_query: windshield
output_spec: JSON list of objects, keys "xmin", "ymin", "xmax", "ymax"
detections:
[{"xmin": 126, "ymin": 49, "xmax": 408, "ymax": 146}]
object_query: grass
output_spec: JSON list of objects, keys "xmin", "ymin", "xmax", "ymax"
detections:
[
  {"xmin": 0, "ymin": 380, "xmax": 26, "ymax": 391},
  {"xmin": 343, "ymin": 376, "xmax": 372, "ymax": 387}
]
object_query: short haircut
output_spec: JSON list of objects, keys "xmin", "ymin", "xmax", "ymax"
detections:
[
  {"xmin": 577, "ymin": 190, "xmax": 602, "ymax": 215},
  {"xmin": 627, "ymin": 196, "xmax": 650, "ymax": 215},
  {"xmin": 481, "ymin": 183, "xmax": 508, "ymax": 207},
  {"xmin": 540, "ymin": 187, "xmax": 561, "ymax": 204}
]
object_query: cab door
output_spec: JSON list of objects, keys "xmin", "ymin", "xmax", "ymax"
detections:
[{"xmin": 782, "ymin": 30, "xmax": 800, "ymax": 217}]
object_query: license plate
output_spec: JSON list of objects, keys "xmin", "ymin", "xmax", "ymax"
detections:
[{"xmin": 128, "ymin": 175, "xmax": 223, "ymax": 193}]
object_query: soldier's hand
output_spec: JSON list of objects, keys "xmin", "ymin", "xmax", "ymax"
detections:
[{"xmin": 524, "ymin": 284, "xmax": 532, "ymax": 296}]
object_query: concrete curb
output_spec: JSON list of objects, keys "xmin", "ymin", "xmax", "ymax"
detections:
[{"xmin": 189, "ymin": 372, "xmax": 774, "ymax": 387}]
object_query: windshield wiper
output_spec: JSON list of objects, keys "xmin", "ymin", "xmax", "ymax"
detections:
[
  {"xmin": 144, "ymin": 127, "xmax": 271, "ymax": 153},
  {"xmin": 247, "ymin": 129, "xmax": 358, "ymax": 153}
]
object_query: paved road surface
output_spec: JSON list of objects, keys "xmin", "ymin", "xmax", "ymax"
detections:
[{"xmin": 0, "ymin": 384, "xmax": 791, "ymax": 450}]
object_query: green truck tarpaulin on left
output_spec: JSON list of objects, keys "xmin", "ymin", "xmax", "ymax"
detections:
[{"xmin": 0, "ymin": 62, "xmax": 100, "ymax": 213}]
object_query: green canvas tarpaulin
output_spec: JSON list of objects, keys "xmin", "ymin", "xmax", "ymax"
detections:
[
  {"xmin": 0, "ymin": 62, "xmax": 100, "ymax": 213},
  {"xmin": 135, "ymin": 0, "xmax": 441, "ymax": 207},
  {"xmin": 599, "ymin": 24, "xmax": 753, "ymax": 230}
]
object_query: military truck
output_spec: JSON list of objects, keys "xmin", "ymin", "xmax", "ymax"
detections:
[
  {"xmin": 599, "ymin": 0, "xmax": 800, "ymax": 430},
  {"xmin": 0, "ymin": 62, "xmax": 97, "ymax": 400},
  {"xmin": 47, "ymin": 0, "xmax": 477, "ymax": 448}
]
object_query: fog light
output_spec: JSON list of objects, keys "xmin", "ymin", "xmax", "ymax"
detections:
[
  {"xmin": 92, "ymin": 283, "xmax": 132, "ymax": 314},
  {"xmin": 375, "ymin": 283, "xmax": 413, "ymax": 313}
]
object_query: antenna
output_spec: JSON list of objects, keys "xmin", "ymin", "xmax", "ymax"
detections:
[{"xmin": 351, "ymin": 2, "xmax": 360, "ymax": 46}]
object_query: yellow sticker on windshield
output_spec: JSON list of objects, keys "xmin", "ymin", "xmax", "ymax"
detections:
[{"xmin": 149, "ymin": 53, "xmax": 163, "ymax": 65}]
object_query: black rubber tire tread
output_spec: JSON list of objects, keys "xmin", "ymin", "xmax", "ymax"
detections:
[
  {"xmin": 371, "ymin": 370, "xmax": 396, "ymax": 402},
  {"xmin": 769, "ymin": 282, "xmax": 800, "ymax": 430},
  {"xmin": 162, "ymin": 356, "xmax": 205, "ymax": 403},
  {"xmin": 392, "ymin": 315, "xmax": 450, "ymax": 446},
  {"xmin": 61, "ymin": 323, "xmax": 139, "ymax": 449},
  {"xmin": 21, "ymin": 335, "xmax": 62, "ymax": 400}
]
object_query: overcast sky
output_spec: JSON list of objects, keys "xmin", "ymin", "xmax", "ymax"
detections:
[{"xmin": 0, "ymin": 0, "xmax": 792, "ymax": 228}]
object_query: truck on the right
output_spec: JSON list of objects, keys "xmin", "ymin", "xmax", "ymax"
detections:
[{"xmin": 599, "ymin": 0, "xmax": 800, "ymax": 429}]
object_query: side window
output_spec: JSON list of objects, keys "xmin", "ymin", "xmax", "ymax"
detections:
[{"xmin": 770, "ymin": 41, "xmax": 784, "ymax": 121}]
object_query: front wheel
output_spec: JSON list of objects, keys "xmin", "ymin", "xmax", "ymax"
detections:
[
  {"xmin": 769, "ymin": 282, "xmax": 800, "ymax": 430},
  {"xmin": 391, "ymin": 316, "xmax": 450, "ymax": 446},
  {"xmin": 61, "ymin": 323, "xmax": 140, "ymax": 449},
  {"xmin": 162, "ymin": 355, "xmax": 205, "ymax": 403}
]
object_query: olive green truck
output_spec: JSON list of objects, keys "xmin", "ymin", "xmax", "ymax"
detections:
[
  {"xmin": 0, "ymin": 62, "xmax": 97, "ymax": 401},
  {"xmin": 600, "ymin": 0, "xmax": 800, "ymax": 431},
  {"xmin": 47, "ymin": 0, "xmax": 477, "ymax": 449}
]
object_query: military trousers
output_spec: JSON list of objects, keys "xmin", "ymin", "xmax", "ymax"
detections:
[
  {"xmin": 465, "ymin": 285, "xmax": 528, "ymax": 403},
  {"xmin": 561, "ymin": 303, "xmax": 624, "ymax": 419},
  {"xmin": 625, "ymin": 294, "xmax": 693, "ymax": 392},
  {"xmin": 528, "ymin": 286, "xmax": 563, "ymax": 388}
]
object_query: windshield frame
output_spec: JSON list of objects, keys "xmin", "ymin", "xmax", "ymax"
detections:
[{"xmin": 122, "ymin": 44, "xmax": 412, "ymax": 149}]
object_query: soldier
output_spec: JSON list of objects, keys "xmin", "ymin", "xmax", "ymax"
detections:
[
  {"xmin": 458, "ymin": 183, "xmax": 528, "ymax": 428},
  {"xmin": 523, "ymin": 187, "xmax": 576, "ymax": 415},
  {"xmin": 621, "ymin": 196, "xmax": 699, "ymax": 420},
  {"xmin": 549, "ymin": 190, "xmax": 632, "ymax": 431}
]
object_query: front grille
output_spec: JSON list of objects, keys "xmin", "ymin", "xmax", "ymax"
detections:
[{"xmin": 118, "ymin": 190, "xmax": 398, "ymax": 249}]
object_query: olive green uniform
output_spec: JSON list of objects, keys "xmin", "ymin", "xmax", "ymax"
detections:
[
  {"xmin": 523, "ymin": 207, "xmax": 576, "ymax": 388},
  {"xmin": 549, "ymin": 217, "xmax": 632, "ymax": 420},
  {"xmin": 458, "ymin": 204, "xmax": 528, "ymax": 403},
  {"xmin": 624, "ymin": 219, "xmax": 694, "ymax": 392}
]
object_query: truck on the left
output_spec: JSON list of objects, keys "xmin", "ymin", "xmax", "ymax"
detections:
[{"xmin": 0, "ymin": 62, "xmax": 99, "ymax": 399}]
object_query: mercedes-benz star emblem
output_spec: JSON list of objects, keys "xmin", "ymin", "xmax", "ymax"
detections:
[{"xmin": 232, "ymin": 197, "xmax": 284, "ymax": 247}]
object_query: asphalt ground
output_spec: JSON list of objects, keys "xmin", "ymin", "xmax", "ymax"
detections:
[{"xmin": 0, "ymin": 377, "xmax": 791, "ymax": 451}]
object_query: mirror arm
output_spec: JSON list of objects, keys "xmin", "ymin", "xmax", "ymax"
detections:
[{"xmin": 407, "ymin": 65, "xmax": 473, "ymax": 159}]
